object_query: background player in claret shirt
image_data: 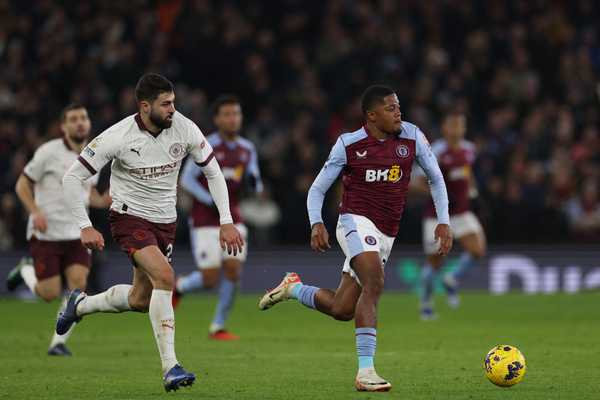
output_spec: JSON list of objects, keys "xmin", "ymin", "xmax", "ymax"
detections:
[
  {"xmin": 174, "ymin": 95, "xmax": 263, "ymax": 341},
  {"xmin": 415, "ymin": 111, "xmax": 486, "ymax": 320},
  {"xmin": 6, "ymin": 103, "xmax": 110, "ymax": 356},
  {"xmin": 58, "ymin": 73, "xmax": 244, "ymax": 392},
  {"xmin": 258, "ymin": 85, "xmax": 452, "ymax": 392}
]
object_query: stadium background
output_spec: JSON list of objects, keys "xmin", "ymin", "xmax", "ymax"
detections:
[{"xmin": 0, "ymin": 0, "xmax": 599, "ymax": 295}]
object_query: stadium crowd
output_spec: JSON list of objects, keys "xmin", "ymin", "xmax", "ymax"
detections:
[{"xmin": 0, "ymin": 0, "xmax": 599, "ymax": 249}]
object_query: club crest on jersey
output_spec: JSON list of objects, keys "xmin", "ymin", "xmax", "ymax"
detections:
[
  {"xmin": 365, "ymin": 235, "xmax": 377, "ymax": 245},
  {"xmin": 169, "ymin": 143, "xmax": 184, "ymax": 158},
  {"xmin": 365, "ymin": 165, "xmax": 403, "ymax": 183},
  {"xmin": 396, "ymin": 144, "xmax": 410, "ymax": 158}
]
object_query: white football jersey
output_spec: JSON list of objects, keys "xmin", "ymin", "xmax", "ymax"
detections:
[
  {"xmin": 78, "ymin": 112, "xmax": 214, "ymax": 224},
  {"xmin": 23, "ymin": 138, "xmax": 96, "ymax": 241}
]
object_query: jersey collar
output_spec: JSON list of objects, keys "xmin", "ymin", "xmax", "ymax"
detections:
[
  {"xmin": 363, "ymin": 125, "xmax": 396, "ymax": 143},
  {"xmin": 135, "ymin": 113, "xmax": 162, "ymax": 138},
  {"xmin": 62, "ymin": 137, "xmax": 78, "ymax": 153}
]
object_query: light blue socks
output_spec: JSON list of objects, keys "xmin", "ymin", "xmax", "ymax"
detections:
[
  {"xmin": 212, "ymin": 278, "xmax": 236, "ymax": 328},
  {"xmin": 453, "ymin": 252, "xmax": 477, "ymax": 279},
  {"xmin": 421, "ymin": 263, "xmax": 435, "ymax": 307},
  {"xmin": 177, "ymin": 271, "xmax": 203, "ymax": 293},
  {"xmin": 356, "ymin": 327, "xmax": 376, "ymax": 369},
  {"xmin": 290, "ymin": 283, "xmax": 318, "ymax": 309}
]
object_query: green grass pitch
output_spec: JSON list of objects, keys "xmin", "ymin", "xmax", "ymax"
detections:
[{"xmin": 1, "ymin": 292, "xmax": 599, "ymax": 399}]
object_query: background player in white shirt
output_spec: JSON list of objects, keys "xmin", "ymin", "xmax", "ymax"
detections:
[
  {"xmin": 174, "ymin": 95, "xmax": 263, "ymax": 341},
  {"xmin": 58, "ymin": 74, "xmax": 244, "ymax": 392},
  {"xmin": 6, "ymin": 103, "xmax": 110, "ymax": 356}
]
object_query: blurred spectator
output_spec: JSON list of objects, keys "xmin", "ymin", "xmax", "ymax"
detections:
[{"xmin": 0, "ymin": 0, "xmax": 598, "ymax": 248}]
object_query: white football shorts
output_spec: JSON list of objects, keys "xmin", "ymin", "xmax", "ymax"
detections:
[
  {"xmin": 336, "ymin": 213, "xmax": 395, "ymax": 283},
  {"xmin": 423, "ymin": 211, "xmax": 483, "ymax": 255},
  {"xmin": 190, "ymin": 223, "xmax": 248, "ymax": 269}
]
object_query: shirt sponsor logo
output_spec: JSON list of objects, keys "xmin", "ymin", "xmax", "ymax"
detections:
[
  {"xmin": 396, "ymin": 144, "xmax": 410, "ymax": 158},
  {"xmin": 449, "ymin": 165, "xmax": 470, "ymax": 180},
  {"xmin": 222, "ymin": 165, "xmax": 245, "ymax": 182},
  {"xmin": 130, "ymin": 161, "xmax": 179, "ymax": 180},
  {"xmin": 365, "ymin": 165, "xmax": 403, "ymax": 183}
]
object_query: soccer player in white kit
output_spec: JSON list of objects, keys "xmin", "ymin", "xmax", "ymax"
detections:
[
  {"xmin": 58, "ymin": 74, "xmax": 244, "ymax": 391},
  {"xmin": 7, "ymin": 103, "xmax": 110, "ymax": 356}
]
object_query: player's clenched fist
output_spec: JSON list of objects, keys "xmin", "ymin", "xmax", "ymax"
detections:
[
  {"xmin": 434, "ymin": 223, "xmax": 453, "ymax": 256},
  {"xmin": 80, "ymin": 226, "xmax": 105, "ymax": 251},
  {"xmin": 220, "ymin": 223, "xmax": 244, "ymax": 256},
  {"xmin": 310, "ymin": 222, "xmax": 331, "ymax": 253}
]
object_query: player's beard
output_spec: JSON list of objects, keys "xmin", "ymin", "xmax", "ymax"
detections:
[
  {"xmin": 67, "ymin": 129, "xmax": 88, "ymax": 144},
  {"xmin": 150, "ymin": 109, "xmax": 173, "ymax": 129}
]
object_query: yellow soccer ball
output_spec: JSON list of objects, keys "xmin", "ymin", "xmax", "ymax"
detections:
[{"xmin": 483, "ymin": 345, "xmax": 526, "ymax": 387}]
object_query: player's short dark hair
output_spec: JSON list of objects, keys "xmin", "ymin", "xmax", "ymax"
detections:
[
  {"xmin": 135, "ymin": 73, "xmax": 174, "ymax": 103},
  {"xmin": 60, "ymin": 102, "xmax": 87, "ymax": 121},
  {"xmin": 211, "ymin": 94, "xmax": 241, "ymax": 116},
  {"xmin": 361, "ymin": 85, "xmax": 396, "ymax": 114}
]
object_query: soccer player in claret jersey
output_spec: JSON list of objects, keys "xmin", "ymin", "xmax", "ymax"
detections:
[
  {"xmin": 174, "ymin": 95, "xmax": 263, "ymax": 341},
  {"xmin": 6, "ymin": 103, "xmax": 110, "ymax": 356},
  {"xmin": 58, "ymin": 73, "xmax": 244, "ymax": 392},
  {"xmin": 259, "ymin": 85, "xmax": 453, "ymax": 392},
  {"xmin": 416, "ymin": 111, "xmax": 486, "ymax": 320}
]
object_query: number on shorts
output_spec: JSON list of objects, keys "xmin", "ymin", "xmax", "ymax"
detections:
[{"xmin": 165, "ymin": 243, "xmax": 173, "ymax": 263}]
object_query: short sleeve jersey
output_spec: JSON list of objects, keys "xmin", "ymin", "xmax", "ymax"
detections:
[
  {"xmin": 23, "ymin": 138, "xmax": 96, "ymax": 241},
  {"xmin": 424, "ymin": 139, "xmax": 475, "ymax": 218},
  {"xmin": 189, "ymin": 133, "xmax": 262, "ymax": 227},
  {"xmin": 78, "ymin": 112, "xmax": 213, "ymax": 224}
]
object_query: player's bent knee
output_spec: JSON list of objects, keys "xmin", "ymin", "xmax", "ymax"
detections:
[
  {"xmin": 330, "ymin": 306, "xmax": 354, "ymax": 321},
  {"xmin": 202, "ymin": 269, "xmax": 220, "ymax": 289},
  {"xmin": 472, "ymin": 248, "xmax": 486, "ymax": 259},
  {"xmin": 362, "ymin": 276, "xmax": 384, "ymax": 298},
  {"xmin": 223, "ymin": 268, "xmax": 241, "ymax": 282},
  {"xmin": 153, "ymin": 268, "xmax": 175, "ymax": 289},
  {"xmin": 129, "ymin": 295, "xmax": 150, "ymax": 313}
]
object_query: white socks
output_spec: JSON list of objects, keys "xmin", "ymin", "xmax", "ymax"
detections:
[
  {"xmin": 149, "ymin": 289, "xmax": 178, "ymax": 373},
  {"xmin": 76, "ymin": 284, "xmax": 133, "ymax": 316},
  {"xmin": 49, "ymin": 296, "xmax": 75, "ymax": 348},
  {"xmin": 20, "ymin": 264, "xmax": 38, "ymax": 293}
]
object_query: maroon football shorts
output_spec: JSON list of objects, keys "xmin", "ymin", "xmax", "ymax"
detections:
[
  {"xmin": 109, "ymin": 210, "xmax": 176, "ymax": 264},
  {"xmin": 29, "ymin": 237, "xmax": 91, "ymax": 280}
]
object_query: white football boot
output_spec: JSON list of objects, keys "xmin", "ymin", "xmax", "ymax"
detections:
[
  {"xmin": 258, "ymin": 272, "xmax": 302, "ymax": 310},
  {"xmin": 355, "ymin": 368, "xmax": 392, "ymax": 392}
]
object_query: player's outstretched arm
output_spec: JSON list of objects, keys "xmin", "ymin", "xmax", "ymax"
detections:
[
  {"xmin": 63, "ymin": 161, "xmax": 105, "ymax": 250},
  {"xmin": 306, "ymin": 137, "xmax": 346, "ymax": 252},
  {"xmin": 415, "ymin": 129, "xmax": 452, "ymax": 255},
  {"xmin": 200, "ymin": 157, "xmax": 244, "ymax": 255}
]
